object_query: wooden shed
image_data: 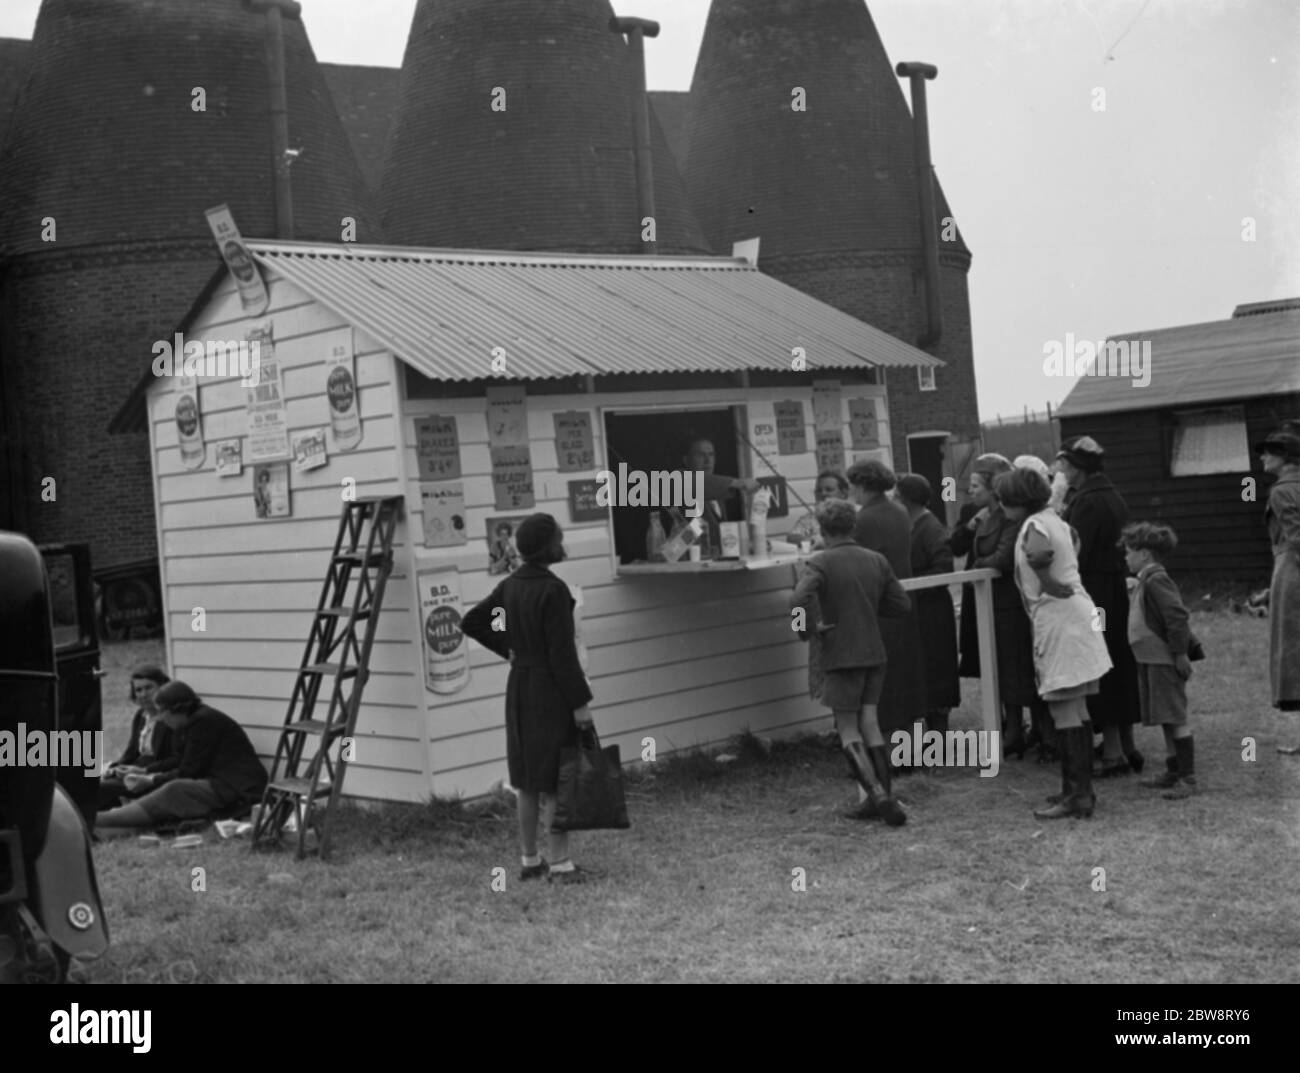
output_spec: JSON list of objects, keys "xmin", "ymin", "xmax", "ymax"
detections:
[
  {"xmin": 111, "ymin": 239, "xmax": 944, "ymax": 803},
  {"xmin": 1056, "ymin": 299, "xmax": 1300, "ymax": 579}
]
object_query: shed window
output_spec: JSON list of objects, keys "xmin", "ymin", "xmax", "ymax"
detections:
[
  {"xmin": 1169, "ymin": 406, "xmax": 1250, "ymax": 476},
  {"xmin": 918, "ymin": 365, "xmax": 936, "ymax": 392}
]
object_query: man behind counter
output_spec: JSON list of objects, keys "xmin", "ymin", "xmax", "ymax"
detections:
[{"xmin": 679, "ymin": 438, "xmax": 760, "ymax": 556}]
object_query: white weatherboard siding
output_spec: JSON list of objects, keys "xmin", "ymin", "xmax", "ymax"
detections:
[
  {"xmin": 404, "ymin": 385, "xmax": 892, "ymax": 799},
  {"xmin": 146, "ymin": 269, "xmax": 429, "ymax": 803}
]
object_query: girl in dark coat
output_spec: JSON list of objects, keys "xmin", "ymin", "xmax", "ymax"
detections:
[
  {"xmin": 847, "ymin": 460, "xmax": 926, "ymax": 756},
  {"xmin": 895, "ymin": 475, "xmax": 960, "ymax": 735},
  {"xmin": 950, "ymin": 454, "xmax": 1040, "ymax": 757},
  {"xmin": 461, "ymin": 514, "xmax": 595, "ymax": 884},
  {"xmin": 1056, "ymin": 436, "xmax": 1144, "ymax": 777}
]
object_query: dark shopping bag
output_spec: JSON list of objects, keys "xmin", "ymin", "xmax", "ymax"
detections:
[{"xmin": 552, "ymin": 726, "xmax": 630, "ymax": 831}]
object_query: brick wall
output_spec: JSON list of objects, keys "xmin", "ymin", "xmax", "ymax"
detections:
[
  {"xmin": 0, "ymin": 241, "xmax": 217, "ymax": 568},
  {"xmin": 763, "ymin": 251, "xmax": 978, "ymax": 467}
]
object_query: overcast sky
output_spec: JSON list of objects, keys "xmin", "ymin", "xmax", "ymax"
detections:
[{"xmin": 2, "ymin": 0, "xmax": 1296, "ymax": 422}]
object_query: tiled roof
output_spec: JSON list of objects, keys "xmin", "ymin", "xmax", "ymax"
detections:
[
  {"xmin": 0, "ymin": 0, "xmax": 382, "ymax": 257},
  {"xmin": 379, "ymin": 0, "xmax": 711, "ymax": 255},
  {"xmin": 0, "ymin": 37, "xmax": 31, "ymax": 155},
  {"xmin": 1055, "ymin": 304, "xmax": 1300, "ymax": 418},
  {"xmin": 683, "ymin": 0, "xmax": 969, "ymax": 260},
  {"xmin": 649, "ymin": 90, "xmax": 692, "ymax": 171},
  {"xmin": 320, "ymin": 62, "xmax": 400, "ymax": 195},
  {"xmin": 112, "ymin": 240, "xmax": 942, "ymax": 431}
]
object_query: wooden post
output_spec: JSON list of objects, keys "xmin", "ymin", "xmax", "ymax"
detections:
[
  {"xmin": 971, "ymin": 573, "xmax": 1001, "ymax": 763},
  {"xmin": 245, "ymin": 0, "xmax": 302, "ymax": 240}
]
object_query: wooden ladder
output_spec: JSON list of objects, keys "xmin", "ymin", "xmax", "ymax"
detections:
[{"xmin": 250, "ymin": 496, "xmax": 403, "ymax": 858}]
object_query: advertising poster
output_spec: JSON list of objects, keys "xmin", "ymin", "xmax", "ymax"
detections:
[
  {"xmin": 748, "ymin": 401, "xmax": 780, "ymax": 463},
  {"xmin": 848, "ymin": 398, "xmax": 880, "ymax": 448},
  {"xmin": 815, "ymin": 430, "xmax": 844, "ymax": 476},
  {"xmin": 292, "ymin": 427, "xmax": 328, "ymax": 472},
  {"xmin": 252, "ymin": 461, "xmax": 290, "ymax": 519},
  {"xmin": 245, "ymin": 323, "xmax": 290, "ymax": 462},
  {"xmin": 774, "ymin": 400, "xmax": 806, "ymax": 455},
  {"xmin": 414, "ymin": 415, "xmax": 461, "ymax": 481},
  {"xmin": 324, "ymin": 327, "xmax": 362, "ymax": 451},
  {"xmin": 567, "ymin": 479, "xmax": 607, "ymax": 523},
  {"xmin": 419, "ymin": 567, "xmax": 468, "ymax": 695},
  {"xmin": 490, "ymin": 445, "xmax": 536, "ymax": 511},
  {"xmin": 485, "ymin": 516, "xmax": 527, "ymax": 576},
  {"xmin": 205, "ymin": 204, "xmax": 269, "ymax": 314},
  {"xmin": 812, "ymin": 379, "xmax": 843, "ymax": 434},
  {"xmin": 175, "ymin": 375, "xmax": 205, "ymax": 470},
  {"xmin": 421, "ymin": 482, "xmax": 467, "ymax": 547},
  {"xmin": 553, "ymin": 410, "xmax": 595, "ymax": 472},
  {"xmin": 214, "ymin": 439, "xmax": 242, "ymax": 477},
  {"xmin": 485, "ymin": 385, "xmax": 528, "ymax": 448}
]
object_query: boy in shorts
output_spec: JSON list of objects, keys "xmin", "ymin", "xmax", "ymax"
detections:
[
  {"xmin": 1122, "ymin": 522, "xmax": 1197, "ymax": 798},
  {"xmin": 791, "ymin": 499, "xmax": 911, "ymax": 825}
]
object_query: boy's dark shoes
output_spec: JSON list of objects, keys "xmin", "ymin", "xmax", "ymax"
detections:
[
  {"xmin": 1093, "ymin": 756, "xmax": 1130, "ymax": 778},
  {"xmin": 520, "ymin": 860, "xmax": 549, "ymax": 881},
  {"xmin": 1126, "ymin": 750, "xmax": 1145, "ymax": 774},
  {"xmin": 1161, "ymin": 776, "xmax": 1197, "ymax": 800}
]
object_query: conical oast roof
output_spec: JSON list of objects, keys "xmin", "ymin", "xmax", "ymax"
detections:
[
  {"xmin": 683, "ymin": 0, "xmax": 968, "ymax": 260},
  {"xmin": 381, "ymin": 0, "xmax": 710, "ymax": 254},
  {"xmin": 0, "ymin": 0, "xmax": 381, "ymax": 257}
]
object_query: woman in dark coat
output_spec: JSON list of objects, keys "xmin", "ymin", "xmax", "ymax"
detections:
[
  {"xmin": 461, "ymin": 514, "xmax": 595, "ymax": 884},
  {"xmin": 847, "ymin": 460, "xmax": 926, "ymax": 760},
  {"xmin": 895, "ymin": 475, "xmax": 960, "ymax": 735},
  {"xmin": 1257, "ymin": 430, "xmax": 1300, "ymax": 744},
  {"xmin": 98, "ymin": 664, "xmax": 173, "ymax": 810},
  {"xmin": 1056, "ymin": 436, "xmax": 1143, "ymax": 776},
  {"xmin": 949, "ymin": 454, "xmax": 1038, "ymax": 757}
]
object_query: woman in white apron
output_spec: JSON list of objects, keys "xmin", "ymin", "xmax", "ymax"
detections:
[{"xmin": 995, "ymin": 468, "xmax": 1112, "ymax": 819}]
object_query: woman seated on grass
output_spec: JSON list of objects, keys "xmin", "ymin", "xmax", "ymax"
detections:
[
  {"xmin": 98, "ymin": 664, "xmax": 174, "ymax": 811},
  {"xmin": 96, "ymin": 681, "xmax": 268, "ymax": 833}
]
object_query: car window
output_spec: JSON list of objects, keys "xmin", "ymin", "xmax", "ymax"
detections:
[{"xmin": 44, "ymin": 552, "xmax": 82, "ymax": 649}]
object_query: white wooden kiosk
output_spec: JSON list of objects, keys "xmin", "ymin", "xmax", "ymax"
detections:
[{"xmin": 113, "ymin": 240, "xmax": 1001, "ymax": 802}]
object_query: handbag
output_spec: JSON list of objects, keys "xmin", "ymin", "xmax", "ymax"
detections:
[{"xmin": 551, "ymin": 726, "xmax": 630, "ymax": 832}]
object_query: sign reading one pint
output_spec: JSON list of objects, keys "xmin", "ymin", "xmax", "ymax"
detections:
[{"xmin": 206, "ymin": 204, "xmax": 269, "ymax": 314}]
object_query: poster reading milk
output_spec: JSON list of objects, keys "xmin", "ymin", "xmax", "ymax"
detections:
[
  {"xmin": 323, "ymin": 326, "xmax": 362, "ymax": 450},
  {"xmin": 419, "ymin": 567, "xmax": 468, "ymax": 695},
  {"xmin": 175, "ymin": 375, "xmax": 205, "ymax": 470}
]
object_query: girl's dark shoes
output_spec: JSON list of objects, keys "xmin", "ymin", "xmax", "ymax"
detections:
[
  {"xmin": 1141, "ymin": 756, "xmax": 1180, "ymax": 789},
  {"xmin": 1093, "ymin": 756, "xmax": 1131, "ymax": 778},
  {"xmin": 520, "ymin": 860, "xmax": 549, "ymax": 881}
]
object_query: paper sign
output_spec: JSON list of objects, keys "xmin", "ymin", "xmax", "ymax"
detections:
[
  {"xmin": 748, "ymin": 401, "xmax": 779, "ymax": 464},
  {"xmin": 292, "ymin": 427, "xmax": 328, "ymax": 472},
  {"xmin": 421, "ymin": 482, "xmax": 467, "ymax": 547},
  {"xmin": 816, "ymin": 430, "xmax": 844, "ymax": 475},
  {"xmin": 252, "ymin": 462, "xmax": 290, "ymax": 519},
  {"xmin": 756, "ymin": 476, "xmax": 789, "ymax": 519},
  {"xmin": 486, "ymin": 385, "xmax": 528, "ymax": 448},
  {"xmin": 567, "ymin": 479, "xmax": 607, "ymax": 523},
  {"xmin": 414, "ymin": 416, "xmax": 461, "ymax": 481},
  {"xmin": 554, "ymin": 411, "xmax": 595, "ymax": 472},
  {"xmin": 214, "ymin": 439, "xmax": 242, "ymax": 477},
  {"xmin": 848, "ymin": 398, "xmax": 879, "ymax": 448},
  {"xmin": 324, "ymin": 327, "xmax": 362, "ymax": 451},
  {"xmin": 812, "ymin": 380, "xmax": 842, "ymax": 434},
  {"xmin": 774, "ymin": 401, "xmax": 806, "ymax": 455},
  {"xmin": 244, "ymin": 323, "xmax": 290, "ymax": 462},
  {"xmin": 175, "ymin": 375, "xmax": 205, "ymax": 470},
  {"xmin": 206, "ymin": 204, "xmax": 269, "ymax": 314},
  {"xmin": 486, "ymin": 517, "xmax": 527, "ymax": 576},
  {"xmin": 419, "ymin": 567, "xmax": 468, "ymax": 695},
  {"xmin": 490, "ymin": 445, "xmax": 535, "ymax": 510}
]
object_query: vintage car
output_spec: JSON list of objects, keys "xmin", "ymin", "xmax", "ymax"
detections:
[{"xmin": 0, "ymin": 532, "xmax": 109, "ymax": 982}]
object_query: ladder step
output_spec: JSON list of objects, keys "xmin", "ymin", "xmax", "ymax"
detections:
[
  {"xmin": 282, "ymin": 719, "xmax": 347, "ymax": 738},
  {"xmin": 299, "ymin": 662, "xmax": 358, "ymax": 678},
  {"xmin": 316, "ymin": 606, "xmax": 371, "ymax": 619},
  {"xmin": 334, "ymin": 551, "xmax": 387, "ymax": 566},
  {"xmin": 268, "ymin": 777, "xmax": 333, "ymax": 799}
]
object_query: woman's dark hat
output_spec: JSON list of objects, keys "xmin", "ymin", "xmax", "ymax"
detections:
[
  {"xmin": 515, "ymin": 513, "xmax": 560, "ymax": 560},
  {"xmin": 1254, "ymin": 430, "xmax": 1300, "ymax": 462},
  {"xmin": 1056, "ymin": 435, "xmax": 1105, "ymax": 472},
  {"xmin": 895, "ymin": 473, "xmax": 932, "ymax": 507}
]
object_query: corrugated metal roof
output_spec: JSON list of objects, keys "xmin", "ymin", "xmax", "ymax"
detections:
[
  {"xmin": 248, "ymin": 241, "xmax": 942, "ymax": 381},
  {"xmin": 1054, "ymin": 307, "xmax": 1300, "ymax": 418}
]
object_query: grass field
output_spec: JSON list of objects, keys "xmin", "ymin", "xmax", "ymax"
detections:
[{"xmin": 86, "ymin": 608, "xmax": 1299, "ymax": 983}]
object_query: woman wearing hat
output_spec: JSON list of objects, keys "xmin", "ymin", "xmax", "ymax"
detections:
[
  {"xmin": 95, "ymin": 681, "xmax": 268, "ymax": 832},
  {"xmin": 895, "ymin": 474, "xmax": 960, "ymax": 738},
  {"xmin": 1257, "ymin": 430, "xmax": 1300, "ymax": 733},
  {"xmin": 97, "ymin": 664, "xmax": 173, "ymax": 810},
  {"xmin": 949, "ymin": 453, "xmax": 1037, "ymax": 758},
  {"xmin": 1056, "ymin": 436, "xmax": 1144, "ymax": 776},
  {"xmin": 461, "ymin": 513, "xmax": 596, "ymax": 883}
]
